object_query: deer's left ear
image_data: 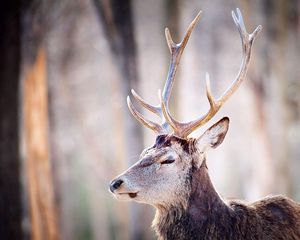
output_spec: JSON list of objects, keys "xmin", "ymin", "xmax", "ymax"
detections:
[{"xmin": 196, "ymin": 117, "xmax": 229, "ymax": 153}]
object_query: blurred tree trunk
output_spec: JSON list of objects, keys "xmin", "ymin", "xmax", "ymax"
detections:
[
  {"xmin": 23, "ymin": 47, "xmax": 59, "ymax": 240},
  {"xmin": 271, "ymin": 0, "xmax": 300, "ymax": 198},
  {"xmin": 238, "ymin": 0, "xmax": 275, "ymax": 199},
  {"xmin": 93, "ymin": 0, "xmax": 147, "ymax": 239},
  {"xmin": 0, "ymin": 1, "xmax": 22, "ymax": 239},
  {"xmin": 22, "ymin": 1, "xmax": 59, "ymax": 239}
]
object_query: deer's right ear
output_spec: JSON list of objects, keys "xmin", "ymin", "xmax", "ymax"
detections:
[{"xmin": 196, "ymin": 117, "xmax": 229, "ymax": 153}]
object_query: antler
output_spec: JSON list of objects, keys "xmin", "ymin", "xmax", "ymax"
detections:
[
  {"xmin": 127, "ymin": 11, "xmax": 202, "ymax": 134},
  {"xmin": 128, "ymin": 8, "xmax": 261, "ymax": 138},
  {"xmin": 159, "ymin": 8, "xmax": 262, "ymax": 137}
]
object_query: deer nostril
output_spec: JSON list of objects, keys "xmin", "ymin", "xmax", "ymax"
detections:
[{"xmin": 110, "ymin": 179, "xmax": 123, "ymax": 192}]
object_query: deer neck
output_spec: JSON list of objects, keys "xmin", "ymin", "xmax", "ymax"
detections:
[
  {"xmin": 153, "ymin": 160, "xmax": 230, "ymax": 240},
  {"xmin": 188, "ymin": 160, "xmax": 228, "ymax": 220}
]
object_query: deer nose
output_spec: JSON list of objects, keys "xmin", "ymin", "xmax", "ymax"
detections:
[{"xmin": 110, "ymin": 179, "xmax": 123, "ymax": 193}]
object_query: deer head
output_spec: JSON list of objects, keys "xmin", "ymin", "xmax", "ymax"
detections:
[{"xmin": 110, "ymin": 9, "xmax": 261, "ymax": 210}]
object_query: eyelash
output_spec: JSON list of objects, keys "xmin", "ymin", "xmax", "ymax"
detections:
[{"xmin": 161, "ymin": 159, "xmax": 175, "ymax": 164}]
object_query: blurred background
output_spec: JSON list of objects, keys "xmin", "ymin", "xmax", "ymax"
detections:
[{"xmin": 1, "ymin": 0, "xmax": 300, "ymax": 239}]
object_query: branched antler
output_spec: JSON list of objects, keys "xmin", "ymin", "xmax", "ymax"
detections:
[
  {"xmin": 128, "ymin": 8, "xmax": 262, "ymax": 138},
  {"xmin": 127, "ymin": 11, "xmax": 202, "ymax": 134}
]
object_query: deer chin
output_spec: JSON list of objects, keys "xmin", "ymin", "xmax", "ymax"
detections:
[{"xmin": 113, "ymin": 191, "xmax": 139, "ymax": 201}]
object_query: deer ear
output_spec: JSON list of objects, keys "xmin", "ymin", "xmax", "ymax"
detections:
[{"xmin": 196, "ymin": 117, "xmax": 229, "ymax": 152}]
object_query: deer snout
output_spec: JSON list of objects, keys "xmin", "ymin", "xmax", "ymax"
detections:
[{"xmin": 110, "ymin": 179, "xmax": 123, "ymax": 193}]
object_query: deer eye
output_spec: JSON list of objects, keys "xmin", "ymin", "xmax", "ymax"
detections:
[
  {"xmin": 155, "ymin": 135, "xmax": 166, "ymax": 147},
  {"xmin": 161, "ymin": 159, "xmax": 175, "ymax": 164}
]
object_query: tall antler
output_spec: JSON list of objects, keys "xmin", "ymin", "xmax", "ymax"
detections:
[
  {"xmin": 127, "ymin": 11, "xmax": 202, "ymax": 134},
  {"xmin": 159, "ymin": 8, "xmax": 262, "ymax": 137},
  {"xmin": 128, "ymin": 8, "xmax": 261, "ymax": 138}
]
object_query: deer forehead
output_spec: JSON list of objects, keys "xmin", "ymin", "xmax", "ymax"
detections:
[{"xmin": 139, "ymin": 135, "xmax": 196, "ymax": 163}]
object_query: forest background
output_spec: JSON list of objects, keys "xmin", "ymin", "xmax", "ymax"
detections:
[{"xmin": 1, "ymin": 0, "xmax": 300, "ymax": 239}]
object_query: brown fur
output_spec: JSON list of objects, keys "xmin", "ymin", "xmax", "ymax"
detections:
[
  {"xmin": 110, "ymin": 130, "xmax": 300, "ymax": 240},
  {"xmin": 153, "ymin": 158, "xmax": 300, "ymax": 240}
]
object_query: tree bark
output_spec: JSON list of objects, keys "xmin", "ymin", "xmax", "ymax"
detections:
[
  {"xmin": 21, "ymin": 1, "xmax": 59, "ymax": 239},
  {"xmin": 23, "ymin": 47, "xmax": 59, "ymax": 240}
]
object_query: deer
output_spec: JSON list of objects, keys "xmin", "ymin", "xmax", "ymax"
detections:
[{"xmin": 109, "ymin": 9, "xmax": 300, "ymax": 240}]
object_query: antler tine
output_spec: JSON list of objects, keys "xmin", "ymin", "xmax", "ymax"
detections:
[
  {"xmin": 127, "ymin": 96, "xmax": 165, "ymax": 134},
  {"xmin": 205, "ymin": 72, "xmax": 217, "ymax": 109},
  {"xmin": 162, "ymin": 8, "xmax": 262, "ymax": 137},
  {"xmin": 131, "ymin": 89, "xmax": 161, "ymax": 116},
  {"xmin": 162, "ymin": 11, "xmax": 202, "ymax": 104},
  {"xmin": 127, "ymin": 11, "xmax": 202, "ymax": 134},
  {"xmin": 218, "ymin": 8, "xmax": 262, "ymax": 104}
]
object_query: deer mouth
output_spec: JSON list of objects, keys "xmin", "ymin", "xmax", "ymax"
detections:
[
  {"xmin": 117, "ymin": 191, "xmax": 138, "ymax": 199},
  {"xmin": 128, "ymin": 192, "xmax": 138, "ymax": 198}
]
